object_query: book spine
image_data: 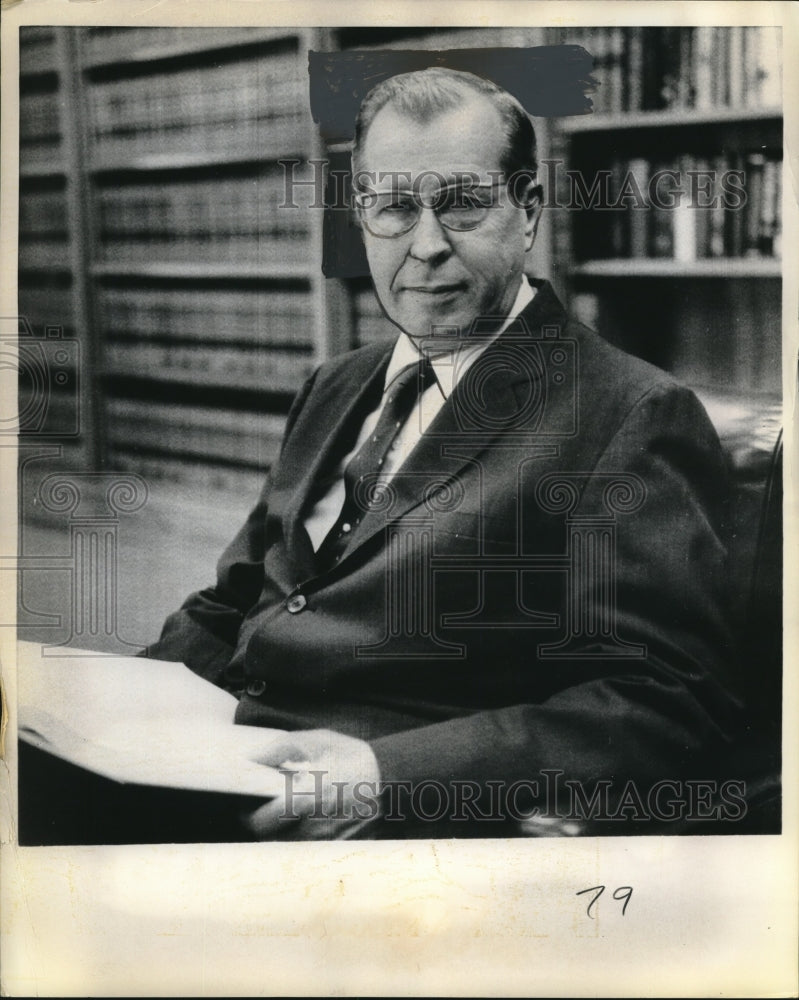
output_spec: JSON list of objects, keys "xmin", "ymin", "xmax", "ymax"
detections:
[
  {"xmin": 100, "ymin": 286, "xmax": 315, "ymax": 347},
  {"xmin": 727, "ymin": 27, "xmax": 744, "ymax": 107},
  {"xmin": 627, "ymin": 158, "xmax": 650, "ymax": 258},
  {"xmin": 659, "ymin": 27, "xmax": 681, "ymax": 108},
  {"xmin": 758, "ymin": 157, "xmax": 780, "ymax": 257},
  {"xmin": 104, "ymin": 342, "xmax": 315, "ymax": 392},
  {"xmin": 641, "ymin": 28, "xmax": 663, "ymax": 109},
  {"xmin": 693, "ymin": 27, "xmax": 714, "ymax": 109},
  {"xmin": 678, "ymin": 28, "xmax": 695, "ymax": 108},
  {"xmin": 589, "ymin": 29, "xmax": 609, "ymax": 114},
  {"xmin": 606, "ymin": 28, "xmax": 625, "ymax": 114},
  {"xmin": 756, "ymin": 27, "xmax": 782, "ymax": 107},
  {"xmin": 608, "ymin": 26, "xmax": 779, "ymax": 112},
  {"xmin": 96, "ymin": 174, "xmax": 310, "ymax": 263},
  {"xmin": 648, "ymin": 160, "xmax": 675, "ymax": 258},
  {"xmin": 82, "ymin": 26, "xmax": 294, "ymax": 65},
  {"xmin": 672, "ymin": 155, "xmax": 697, "ymax": 263},
  {"xmin": 743, "ymin": 152, "xmax": 765, "ymax": 256},
  {"xmin": 20, "ymin": 27, "xmax": 57, "ymax": 74},
  {"xmin": 725, "ymin": 151, "xmax": 746, "ymax": 257},
  {"xmin": 88, "ymin": 53, "xmax": 306, "ymax": 164},
  {"xmin": 18, "ymin": 282, "xmax": 74, "ymax": 332},
  {"xmin": 714, "ymin": 28, "xmax": 729, "ymax": 107},
  {"xmin": 771, "ymin": 158, "xmax": 783, "ymax": 259},
  {"xmin": 18, "ymin": 187, "xmax": 69, "ymax": 236},
  {"xmin": 742, "ymin": 27, "xmax": 759, "ymax": 107},
  {"xmin": 692, "ymin": 157, "xmax": 712, "ymax": 260},
  {"xmin": 108, "ymin": 448, "xmax": 268, "ymax": 496},
  {"xmin": 625, "ymin": 28, "xmax": 644, "ymax": 112},
  {"xmin": 608, "ymin": 158, "xmax": 629, "ymax": 258},
  {"xmin": 106, "ymin": 398, "xmax": 286, "ymax": 466}
]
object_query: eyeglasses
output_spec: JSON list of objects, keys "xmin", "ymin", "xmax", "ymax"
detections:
[{"xmin": 353, "ymin": 180, "xmax": 508, "ymax": 239}]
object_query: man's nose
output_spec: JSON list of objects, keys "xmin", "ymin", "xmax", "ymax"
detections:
[{"xmin": 407, "ymin": 207, "xmax": 452, "ymax": 263}]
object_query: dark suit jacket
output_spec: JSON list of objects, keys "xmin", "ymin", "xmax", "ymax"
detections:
[{"xmin": 145, "ymin": 281, "xmax": 743, "ymax": 828}]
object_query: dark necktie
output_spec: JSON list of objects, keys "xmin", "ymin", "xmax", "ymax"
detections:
[{"xmin": 315, "ymin": 357, "xmax": 434, "ymax": 571}]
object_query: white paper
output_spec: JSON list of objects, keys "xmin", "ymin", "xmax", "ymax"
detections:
[{"xmin": 17, "ymin": 641, "xmax": 287, "ymax": 797}]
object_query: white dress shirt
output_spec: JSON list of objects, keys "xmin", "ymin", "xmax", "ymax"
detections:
[{"xmin": 303, "ymin": 275, "xmax": 536, "ymax": 551}]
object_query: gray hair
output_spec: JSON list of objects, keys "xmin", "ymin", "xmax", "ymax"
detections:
[{"xmin": 351, "ymin": 66, "xmax": 538, "ymax": 181}]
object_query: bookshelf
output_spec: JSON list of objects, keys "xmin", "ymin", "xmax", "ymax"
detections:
[
  {"xmin": 571, "ymin": 258, "xmax": 782, "ymax": 279},
  {"xmin": 548, "ymin": 25, "xmax": 783, "ymax": 400},
  {"xmin": 76, "ymin": 26, "xmax": 338, "ymax": 495},
  {"xmin": 17, "ymin": 25, "xmax": 782, "ymax": 510},
  {"xmin": 559, "ymin": 105, "xmax": 782, "ymax": 133},
  {"xmin": 18, "ymin": 28, "xmax": 96, "ymax": 471},
  {"xmin": 21, "ymin": 25, "xmax": 551, "ymax": 507}
]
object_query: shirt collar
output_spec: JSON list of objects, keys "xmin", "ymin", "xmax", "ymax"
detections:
[{"xmin": 384, "ymin": 274, "xmax": 536, "ymax": 400}]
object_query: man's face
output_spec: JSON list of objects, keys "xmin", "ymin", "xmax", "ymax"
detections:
[{"xmin": 356, "ymin": 95, "xmax": 540, "ymax": 341}]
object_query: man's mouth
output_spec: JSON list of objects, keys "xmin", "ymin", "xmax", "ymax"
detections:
[{"xmin": 402, "ymin": 283, "xmax": 465, "ymax": 295}]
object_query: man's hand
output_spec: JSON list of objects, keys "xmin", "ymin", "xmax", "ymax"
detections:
[{"xmin": 241, "ymin": 729, "xmax": 382, "ymax": 841}]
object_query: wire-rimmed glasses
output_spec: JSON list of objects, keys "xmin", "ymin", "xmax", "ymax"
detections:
[{"xmin": 353, "ymin": 179, "xmax": 509, "ymax": 238}]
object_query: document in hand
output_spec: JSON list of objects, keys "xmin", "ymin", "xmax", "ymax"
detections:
[{"xmin": 16, "ymin": 641, "xmax": 287, "ymax": 798}]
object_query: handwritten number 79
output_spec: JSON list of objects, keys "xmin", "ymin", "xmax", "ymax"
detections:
[{"xmin": 576, "ymin": 885, "xmax": 633, "ymax": 918}]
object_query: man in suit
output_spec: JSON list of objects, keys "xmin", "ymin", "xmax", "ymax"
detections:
[{"xmin": 145, "ymin": 67, "xmax": 742, "ymax": 839}]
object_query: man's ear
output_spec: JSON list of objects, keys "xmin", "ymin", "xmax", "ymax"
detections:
[{"xmin": 522, "ymin": 180, "xmax": 544, "ymax": 252}]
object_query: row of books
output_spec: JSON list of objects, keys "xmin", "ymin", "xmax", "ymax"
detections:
[
  {"xmin": 97, "ymin": 236, "xmax": 309, "ymax": 266},
  {"xmin": 26, "ymin": 390, "xmax": 83, "ymax": 443},
  {"xmin": 569, "ymin": 290, "xmax": 781, "ymax": 395},
  {"xmin": 670, "ymin": 280, "xmax": 783, "ymax": 397},
  {"xmin": 95, "ymin": 177, "xmax": 311, "ymax": 262},
  {"xmin": 97, "ymin": 286, "xmax": 315, "ymax": 348},
  {"xmin": 88, "ymin": 50, "xmax": 301, "ymax": 128},
  {"xmin": 18, "ymin": 238, "xmax": 71, "ymax": 271},
  {"xmin": 90, "ymin": 113, "xmax": 311, "ymax": 167},
  {"xmin": 108, "ymin": 448, "xmax": 268, "ymax": 498},
  {"xmin": 18, "ymin": 188, "xmax": 69, "ymax": 236},
  {"xmin": 562, "ymin": 26, "xmax": 782, "ymax": 115},
  {"xmin": 19, "ymin": 85, "xmax": 65, "ymax": 172},
  {"xmin": 86, "ymin": 47, "xmax": 307, "ymax": 163},
  {"xmin": 20, "ymin": 91, "xmax": 62, "ymax": 143},
  {"xmin": 96, "ymin": 174, "xmax": 312, "ymax": 236},
  {"xmin": 80, "ymin": 25, "xmax": 298, "ymax": 66},
  {"xmin": 105, "ymin": 398, "xmax": 287, "ymax": 467},
  {"xmin": 20, "ymin": 28, "xmax": 57, "ymax": 76},
  {"xmin": 20, "ymin": 146, "xmax": 67, "ymax": 177},
  {"xmin": 573, "ymin": 152, "xmax": 782, "ymax": 262},
  {"xmin": 21, "ymin": 26, "xmax": 55, "ymax": 45},
  {"xmin": 104, "ymin": 342, "xmax": 315, "ymax": 394},
  {"xmin": 18, "ymin": 280, "xmax": 75, "ymax": 334},
  {"xmin": 570, "ymin": 278, "xmax": 781, "ymax": 397}
]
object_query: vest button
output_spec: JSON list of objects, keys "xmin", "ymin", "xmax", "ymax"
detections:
[
  {"xmin": 286, "ymin": 594, "xmax": 307, "ymax": 614},
  {"xmin": 246, "ymin": 679, "xmax": 267, "ymax": 697}
]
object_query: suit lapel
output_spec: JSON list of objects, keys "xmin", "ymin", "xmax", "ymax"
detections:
[
  {"xmin": 338, "ymin": 281, "xmax": 570, "ymax": 559},
  {"xmin": 271, "ymin": 342, "xmax": 393, "ymax": 577}
]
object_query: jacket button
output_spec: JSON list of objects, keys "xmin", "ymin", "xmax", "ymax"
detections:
[
  {"xmin": 286, "ymin": 594, "xmax": 307, "ymax": 614},
  {"xmin": 246, "ymin": 679, "xmax": 267, "ymax": 697}
]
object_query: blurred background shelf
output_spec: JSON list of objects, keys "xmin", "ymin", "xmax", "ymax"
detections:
[
  {"xmin": 17, "ymin": 24, "xmax": 783, "ymax": 515},
  {"xmin": 89, "ymin": 262, "xmax": 315, "ymax": 280},
  {"xmin": 80, "ymin": 26, "xmax": 303, "ymax": 69},
  {"xmin": 559, "ymin": 105, "xmax": 783, "ymax": 133},
  {"xmin": 572, "ymin": 258, "xmax": 782, "ymax": 278}
]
